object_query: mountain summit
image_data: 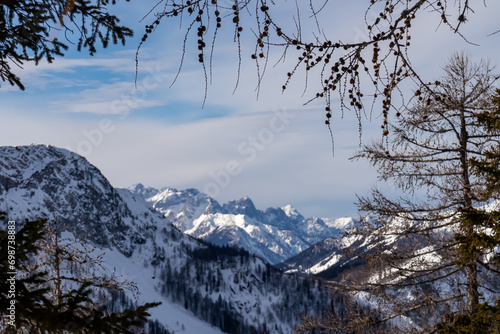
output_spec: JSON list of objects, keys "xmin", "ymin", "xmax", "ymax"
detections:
[{"xmin": 130, "ymin": 183, "xmax": 349, "ymax": 264}]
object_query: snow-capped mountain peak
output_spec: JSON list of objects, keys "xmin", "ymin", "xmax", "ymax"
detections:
[
  {"xmin": 130, "ymin": 186, "xmax": 344, "ymax": 264},
  {"xmin": 222, "ymin": 196, "xmax": 259, "ymax": 217},
  {"xmin": 281, "ymin": 204, "xmax": 304, "ymax": 220},
  {"xmin": 127, "ymin": 183, "xmax": 160, "ymax": 199}
]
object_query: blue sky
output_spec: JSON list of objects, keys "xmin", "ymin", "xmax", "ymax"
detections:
[{"xmin": 1, "ymin": 1, "xmax": 500, "ymax": 218}]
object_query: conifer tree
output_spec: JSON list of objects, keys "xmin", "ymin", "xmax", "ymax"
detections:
[
  {"xmin": 0, "ymin": 216, "xmax": 160, "ymax": 333},
  {"xmin": 37, "ymin": 219, "xmax": 139, "ymax": 305},
  {"xmin": 0, "ymin": 0, "xmax": 133, "ymax": 90},
  {"xmin": 0, "ymin": 216, "xmax": 54, "ymax": 332},
  {"xmin": 297, "ymin": 53, "xmax": 500, "ymax": 333},
  {"xmin": 434, "ymin": 90, "xmax": 500, "ymax": 333}
]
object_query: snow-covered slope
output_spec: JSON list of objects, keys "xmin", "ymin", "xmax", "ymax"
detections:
[
  {"xmin": 277, "ymin": 234, "xmax": 364, "ymax": 278},
  {"xmin": 0, "ymin": 145, "xmax": 331, "ymax": 334},
  {"xmin": 129, "ymin": 183, "xmax": 349, "ymax": 264}
]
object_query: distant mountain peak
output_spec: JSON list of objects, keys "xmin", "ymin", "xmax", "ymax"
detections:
[
  {"xmin": 281, "ymin": 204, "xmax": 303, "ymax": 220},
  {"xmin": 127, "ymin": 183, "xmax": 160, "ymax": 199},
  {"xmin": 223, "ymin": 196, "xmax": 258, "ymax": 216},
  {"xmin": 130, "ymin": 185, "xmax": 345, "ymax": 264}
]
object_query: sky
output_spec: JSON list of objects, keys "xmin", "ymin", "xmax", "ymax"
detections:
[{"xmin": 1, "ymin": 0, "xmax": 500, "ymax": 218}]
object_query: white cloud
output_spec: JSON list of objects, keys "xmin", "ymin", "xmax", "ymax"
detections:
[
  {"xmin": 50, "ymin": 80, "xmax": 169, "ymax": 115},
  {"xmin": 0, "ymin": 107, "xmax": 377, "ymax": 218},
  {"xmin": 21, "ymin": 57, "xmax": 134, "ymax": 74}
]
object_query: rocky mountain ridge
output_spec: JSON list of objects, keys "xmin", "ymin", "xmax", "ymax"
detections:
[{"xmin": 129, "ymin": 183, "xmax": 353, "ymax": 264}]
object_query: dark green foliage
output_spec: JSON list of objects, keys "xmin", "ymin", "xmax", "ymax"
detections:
[
  {"xmin": 190, "ymin": 240, "xmax": 251, "ymax": 262},
  {"xmin": 471, "ymin": 90, "xmax": 500, "ymax": 198},
  {"xmin": 436, "ymin": 301, "xmax": 500, "ymax": 334},
  {"xmin": 33, "ymin": 281, "xmax": 160, "ymax": 333},
  {"xmin": 0, "ymin": 216, "xmax": 159, "ymax": 333},
  {"xmin": 0, "ymin": 0, "xmax": 133, "ymax": 90},
  {"xmin": 437, "ymin": 87, "xmax": 500, "ymax": 334},
  {"xmin": 455, "ymin": 208, "xmax": 500, "ymax": 268},
  {"xmin": 0, "ymin": 217, "xmax": 54, "ymax": 332},
  {"xmin": 58, "ymin": 282, "xmax": 160, "ymax": 334}
]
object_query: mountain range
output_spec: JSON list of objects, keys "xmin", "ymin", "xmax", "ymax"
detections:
[
  {"xmin": 4, "ymin": 144, "xmax": 494, "ymax": 332},
  {"xmin": 0, "ymin": 145, "xmax": 334, "ymax": 334},
  {"xmin": 128, "ymin": 183, "xmax": 353, "ymax": 265}
]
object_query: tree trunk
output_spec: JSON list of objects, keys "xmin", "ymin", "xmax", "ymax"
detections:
[
  {"xmin": 465, "ymin": 264, "xmax": 479, "ymax": 313},
  {"xmin": 459, "ymin": 108, "xmax": 479, "ymax": 314}
]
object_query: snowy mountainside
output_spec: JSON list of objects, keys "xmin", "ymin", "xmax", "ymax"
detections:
[
  {"xmin": 0, "ymin": 145, "xmax": 147, "ymax": 256},
  {"xmin": 279, "ymin": 211, "xmax": 500, "ymax": 329},
  {"xmin": 129, "ymin": 183, "xmax": 351, "ymax": 264},
  {"xmin": 277, "ymin": 235, "xmax": 365, "ymax": 278},
  {"xmin": 278, "ymin": 216, "xmax": 454, "ymax": 279},
  {"xmin": 0, "ymin": 145, "xmax": 332, "ymax": 334}
]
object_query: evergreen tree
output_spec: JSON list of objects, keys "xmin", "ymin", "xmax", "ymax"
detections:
[
  {"xmin": 434, "ymin": 90, "xmax": 500, "ymax": 333},
  {"xmin": 297, "ymin": 53, "xmax": 500, "ymax": 333},
  {"xmin": 0, "ymin": 216, "xmax": 159, "ymax": 333},
  {"xmin": 471, "ymin": 89, "xmax": 500, "ymax": 198},
  {"xmin": 0, "ymin": 0, "xmax": 133, "ymax": 90},
  {"xmin": 0, "ymin": 216, "xmax": 54, "ymax": 332},
  {"xmin": 37, "ymin": 219, "xmax": 139, "ymax": 305}
]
